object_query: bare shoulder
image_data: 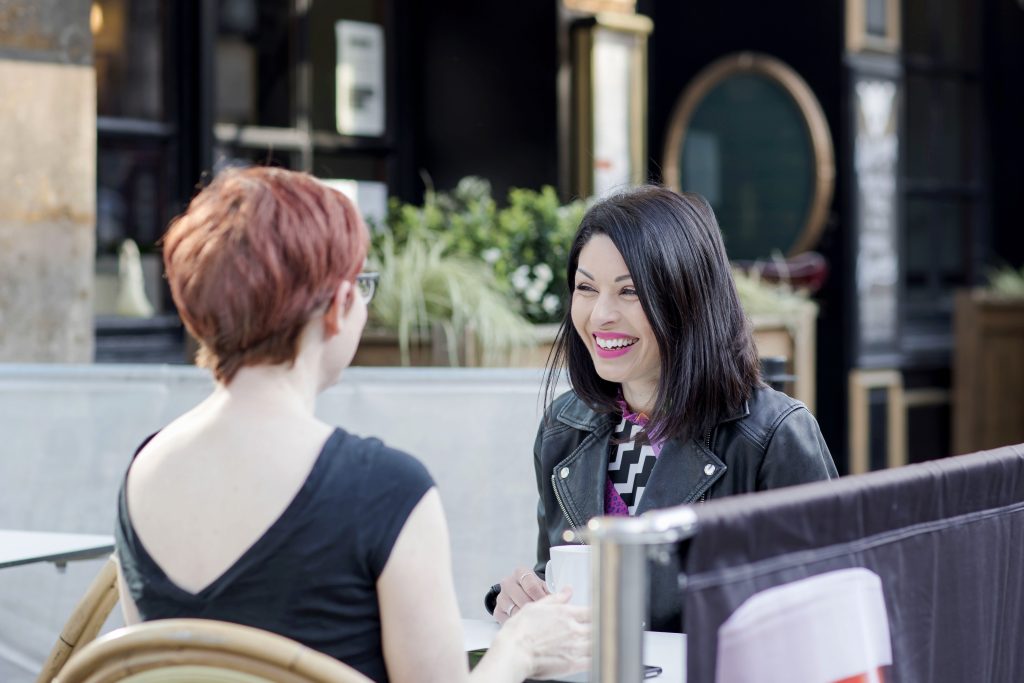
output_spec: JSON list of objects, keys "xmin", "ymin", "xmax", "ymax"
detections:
[
  {"xmin": 126, "ymin": 410, "xmax": 338, "ymax": 593},
  {"xmin": 132, "ymin": 408, "xmax": 333, "ymax": 480}
]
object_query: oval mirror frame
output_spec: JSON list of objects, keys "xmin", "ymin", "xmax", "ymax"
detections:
[{"xmin": 662, "ymin": 52, "xmax": 835, "ymax": 257}]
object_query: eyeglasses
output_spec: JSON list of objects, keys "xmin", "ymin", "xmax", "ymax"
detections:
[{"xmin": 356, "ymin": 272, "xmax": 379, "ymax": 304}]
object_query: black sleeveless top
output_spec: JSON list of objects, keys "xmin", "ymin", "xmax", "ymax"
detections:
[{"xmin": 115, "ymin": 428, "xmax": 434, "ymax": 683}]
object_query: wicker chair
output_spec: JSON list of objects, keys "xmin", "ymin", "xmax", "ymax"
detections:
[
  {"xmin": 37, "ymin": 556, "xmax": 120, "ymax": 683},
  {"xmin": 53, "ymin": 618, "xmax": 373, "ymax": 683}
]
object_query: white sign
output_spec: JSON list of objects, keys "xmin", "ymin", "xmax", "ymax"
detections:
[
  {"xmin": 854, "ymin": 79, "xmax": 899, "ymax": 348},
  {"xmin": 591, "ymin": 27, "xmax": 634, "ymax": 197},
  {"xmin": 335, "ymin": 21, "xmax": 385, "ymax": 137},
  {"xmin": 321, "ymin": 179, "xmax": 389, "ymax": 229}
]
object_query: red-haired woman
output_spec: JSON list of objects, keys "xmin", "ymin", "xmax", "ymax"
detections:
[{"xmin": 113, "ymin": 167, "xmax": 589, "ymax": 683}]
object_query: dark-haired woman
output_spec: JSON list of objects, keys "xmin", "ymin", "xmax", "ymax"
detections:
[{"xmin": 487, "ymin": 186, "xmax": 837, "ymax": 632}]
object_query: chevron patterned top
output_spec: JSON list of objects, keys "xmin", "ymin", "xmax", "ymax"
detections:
[{"xmin": 605, "ymin": 408, "xmax": 665, "ymax": 515}]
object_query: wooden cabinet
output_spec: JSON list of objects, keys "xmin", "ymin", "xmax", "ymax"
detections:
[
  {"xmin": 750, "ymin": 303, "xmax": 819, "ymax": 414},
  {"xmin": 953, "ymin": 292, "xmax": 1024, "ymax": 454}
]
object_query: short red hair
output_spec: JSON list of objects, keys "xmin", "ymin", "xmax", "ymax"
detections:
[{"xmin": 163, "ymin": 166, "xmax": 368, "ymax": 383}]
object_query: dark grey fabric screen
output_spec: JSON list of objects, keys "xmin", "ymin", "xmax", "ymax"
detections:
[{"xmin": 678, "ymin": 444, "xmax": 1024, "ymax": 682}]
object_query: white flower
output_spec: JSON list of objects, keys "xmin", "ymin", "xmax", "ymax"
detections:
[
  {"xmin": 482, "ymin": 247, "xmax": 501, "ymax": 265},
  {"xmin": 511, "ymin": 265, "xmax": 531, "ymax": 292},
  {"xmin": 542, "ymin": 294, "xmax": 560, "ymax": 315},
  {"xmin": 533, "ymin": 263, "xmax": 553, "ymax": 283},
  {"xmin": 525, "ymin": 282, "xmax": 545, "ymax": 303}
]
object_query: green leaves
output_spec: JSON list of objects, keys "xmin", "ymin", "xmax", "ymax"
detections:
[
  {"xmin": 365, "ymin": 177, "xmax": 589, "ymax": 365},
  {"xmin": 370, "ymin": 176, "xmax": 587, "ymax": 325},
  {"xmin": 732, "ymin": 267, "xmax": 817, "ymax": 316},
  {"xmin": 986, "ymin": 264, "xmax": 1024, "ymax": 298},
  {"xmin": 369, "ymin": 232, "xmax": 535, "ymax": 366}
]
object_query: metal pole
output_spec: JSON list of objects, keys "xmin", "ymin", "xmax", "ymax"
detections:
[
  {"xmin": 582, "ymin": 505, "xmax": 699, "ymax": 683},
  {"xmin": 593, "ymin": 539, "xmax": 646, "ymax": 681}
]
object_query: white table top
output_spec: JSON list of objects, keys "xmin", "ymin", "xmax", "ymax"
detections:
[
  {"xmin": 462, "ymin": 618, "xmax": 685, "ymax": 683},
  {"xmin": 0, "ymin": 530, "xmax": 115, "ymax": 569}
]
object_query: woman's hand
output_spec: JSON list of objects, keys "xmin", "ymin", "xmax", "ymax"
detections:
[
  {"xmin": 489, "ymin": 589, "xmax": 591, "ymax": 681},
  {"xmin": 494, "ymin": 567, "xmax": 549, "ymax": 624}
]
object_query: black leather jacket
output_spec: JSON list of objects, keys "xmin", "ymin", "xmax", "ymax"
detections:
[{"xmin": 528, "ymin": 384, "xmax": 837, "ymax": 631}]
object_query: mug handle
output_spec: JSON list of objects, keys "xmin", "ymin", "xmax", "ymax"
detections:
[{"xmin": 544, "ymin": 559, "xmax": 557, "ymax": 594}]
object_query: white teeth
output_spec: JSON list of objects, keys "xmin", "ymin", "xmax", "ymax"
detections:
[{"xmin": 595, "ymin": 337, "xmax": 638, "ymax": 350}]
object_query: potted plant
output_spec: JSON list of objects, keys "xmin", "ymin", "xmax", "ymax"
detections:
[
  {"xmin": 363, "ymin": 233, "xmax": 535, "ymax": 366},
  {"xmin": 733, "ymin": 265, "xmax": 820, "ymax": 412},
  {"xmin": 355, "ymin": 177, "xmax": 587, "ymax": 367}
]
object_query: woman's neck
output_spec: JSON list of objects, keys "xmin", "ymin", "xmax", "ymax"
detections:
[
  {"xmin": 621, "ymin": 381, "xmax": 657, "ymax": 416},
  {"xmin": 207, "ymin": 318, "xmax": 332, "ymax": 420},
  {"xmin": 213, "ymin": 357, "xmax": 320, "ymax": 419}
]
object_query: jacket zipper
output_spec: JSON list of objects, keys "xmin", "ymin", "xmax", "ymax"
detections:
[
  {"xmin": 698, "ymin": 429, "xmax": 712, "ymax": 503},
  {"xmin": 552, "ymin": 474, "xmax": 584, "ymax": 543}
]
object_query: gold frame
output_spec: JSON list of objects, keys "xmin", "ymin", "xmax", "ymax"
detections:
[
  {"xmin": 571, "ymin": 13, "xmax": 653, "ymax": 199},
  {"xmin": 848, "ymin": 369, "xmax": 906, "ymax": 475},
  {"xmin": 563, "ymin": 0, "xmax": 637, "ymax": 14},
  {"xmin": 846, "ymin": 0, "xmax": 901, "ymax": 54},
  {"xmin": 662, "ymin": 52, "xmax": 835, "ymax": 257}
]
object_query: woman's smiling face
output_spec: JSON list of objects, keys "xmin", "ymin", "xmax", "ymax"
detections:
[{"xmin": 571, "ymin": 234, "xmax": 660, "ymax": 406}]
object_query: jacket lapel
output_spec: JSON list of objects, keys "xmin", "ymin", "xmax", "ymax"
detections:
[
  {"xmin": 636, "ymin": 438, "xmax": 726, "ymax": 513},
  {"xmin": 639, "ymin": 400, "xmax": 746, "ymax": 511},
  {"xmin": 552, "ymin": 396, "xmax": 735, "ymax": 524},
  {"xmin": 553, "ymin": 400, "xmax": 612, "ymax": 529}
]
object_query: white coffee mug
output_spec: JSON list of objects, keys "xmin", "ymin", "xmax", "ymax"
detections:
[{"xmin": 544, "ymin": 544, "xmax": 591, "ymax": 606}]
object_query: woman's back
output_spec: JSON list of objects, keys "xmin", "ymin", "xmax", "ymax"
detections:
[
  {"xmin": 124, "ymin": 390, "xmax": 335, "ymax": 594},
  {"xmin": 117, "ymin": 410, "xmax": 434, "ymax": 682}
]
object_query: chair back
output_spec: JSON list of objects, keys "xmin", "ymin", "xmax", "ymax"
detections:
[
  {"xmin": 37, "ymin": 555, "xmax": 120, "ymax": 683},
  {"xmin": 53, "ymin": 618, "xmax": 373, "ymax": 683}
]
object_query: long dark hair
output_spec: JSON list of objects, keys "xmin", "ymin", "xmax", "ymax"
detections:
[{"xmin": 543, "ymin": 185, "xmax": 761, "ymax": 444}]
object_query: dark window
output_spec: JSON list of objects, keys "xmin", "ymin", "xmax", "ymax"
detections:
[
  {"xmin": 901, "ymin": 0, "xmax": 985, "ymax": 349},
  {"xmin": 94, "ymin": 0, "xmax": 166, "ymax": 120},
  {"xmin": 93, "ymin": 0, "xmax": 178, "ymax": 320},
  {"xmin": 211, "ymin": 0, "xmax": 396, "ymax": 184},
  {"xmin": 93, "ymin": 0, "xmax": 188, "ymax": 361},
  {"xmin": 215, "ymin": 0, "xmax": 293, "ymax": 127},
  {"xmin": 312, "ymin": 151, "xmax": 388, "ymax": 182},
  {"xmin": 91, "ymin": 0, "xmax": 398, "ymax": 361},
  {"xmin": 94, "ymin": 0, "xmax": 176, "ymax": 259},
  {"xmin": 96, "ymin": 140, "xmax": 175, "ymax": 254}
]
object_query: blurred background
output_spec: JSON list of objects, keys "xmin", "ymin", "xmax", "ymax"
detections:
[{"xmin": 1, "ymin": 0, "xmax": 1022, "ymax": 475}]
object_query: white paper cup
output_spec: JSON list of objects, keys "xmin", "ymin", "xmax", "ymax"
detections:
[{"xmin": 545, "ymin": 544, "xmax": 591, "ymax": 606}]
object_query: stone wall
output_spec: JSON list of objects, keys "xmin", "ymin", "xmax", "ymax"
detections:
[{"xmin": 0, "ymin": 1, "xmax": 95, "ymax": 361}]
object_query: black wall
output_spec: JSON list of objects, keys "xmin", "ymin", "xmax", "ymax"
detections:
[
  {"xmin": 406, "ymin": 0, "xmax": 559, "ymax": 201},
  {"xmin": 985, "ymin": 0, "xmax": 1024, "ymax": 270}
]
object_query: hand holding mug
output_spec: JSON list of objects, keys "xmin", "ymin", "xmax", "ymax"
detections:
[{"xmin": 495, "ymin": 566, "xmax": 549, "ymax": 624}]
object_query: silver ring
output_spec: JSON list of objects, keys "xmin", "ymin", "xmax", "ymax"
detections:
[
  {"xmin": 504, "ymin": 602, "xmax": 515, "ymax": 616},
  {"xmin": 518, "ymin": 572, "xmax": 532, "ymax": 584}
]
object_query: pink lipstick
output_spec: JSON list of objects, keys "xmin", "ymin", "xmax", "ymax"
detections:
[{"xmin": 592, "ymin": 332, "xmax": 639, "ymax": 359}]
